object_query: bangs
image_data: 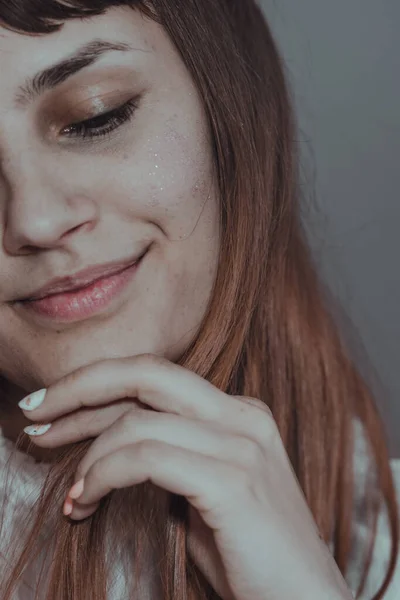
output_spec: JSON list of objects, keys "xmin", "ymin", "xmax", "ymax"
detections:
[{"xmin": 0, "ymin": 0, "xmax": 144, "ymax": 34}]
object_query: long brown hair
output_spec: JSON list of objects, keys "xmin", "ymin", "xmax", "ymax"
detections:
[{"xmin": 0, "ymin": 1, "xmax": 398, "ymax": 598}]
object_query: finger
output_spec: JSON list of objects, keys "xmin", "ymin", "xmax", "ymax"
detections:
[
  {"xmin": 68, "ymin": 440, "xmax": 245, "ymax": 528},
  {"xmin": 24, "ymin": 399, "xmax": 135, "ymax": 448},
  {"xmin": 20, "ymin": 354, "xmax": 222, "ymax": 421},
  {"xmin": 72, "ymin": 409, "xmax": 264, "ymax": 481},
  {"xmin": 20, "ymin": 354, "xmax": 273, "ymax": 445}
]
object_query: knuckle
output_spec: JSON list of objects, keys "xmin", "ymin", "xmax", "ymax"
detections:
[
  {"xmin": 257, "ymin": 406, "xmax": 275, "ymax": 429},
  {"xmin": 116, "ymin": 409, "xmax": 137, "ymax": 433},
  {"xmin": 250, "ymin": 408, "xmax": 280, "ymax": 449},
  {"xmin": 235, "ymin": 396, "xmax": 279, "ymax": 448},
  {"xmin": 258, "ymin": 409, "xmax": 278, "ymax": 439},
  {"xmin": 142, "ymin": 438, "xmax": 164, "ymax": 454},
  {"xmin": 135, "ymin": 438, "xmax": 150, "ymax": 455},
  {"xmin": 135, "ymin": 439, "xmax": 158, "ymax": 466},
  {"xmin": 134, "ymin": 353, "xmax": 167, "ymax": 370},
  {"xmin": 239, "ymin": 437, "xmax": 265, "ymax": 467},
  {"xmin": 242, "ymin": 396, "xmax": 273, "ymax": 417}
]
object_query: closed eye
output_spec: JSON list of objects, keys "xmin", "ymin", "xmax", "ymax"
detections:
[{"xmin": 60, "ymin": 96, "xmax": 140, "ymax": 140}]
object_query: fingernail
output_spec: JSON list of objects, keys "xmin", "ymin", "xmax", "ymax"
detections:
[
  {"xmin": 68, "ymin": 478, "xmax": 85, "ymax": 500},
  {"xmin": 23, "ymin": 423, "xmax": 52, "ymax": 436},
  {"xmin": 63, "ymin": 497, "xmax": 73, "ymax": 516},
  {"xmin": 19, "ymin": 388, "xmax": 47, "ymax": 411}
]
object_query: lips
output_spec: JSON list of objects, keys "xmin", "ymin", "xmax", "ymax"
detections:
[
  {"xmin": 18, "ymin": 252, "xmax": 146, "ymax": 323},
  {"xmin": 17, "ymin": 247, "xmax": 149, "ymax": 303},
  {"xmin": 24, "ymin": 260, "xmax": 139, "ymax": 302}
]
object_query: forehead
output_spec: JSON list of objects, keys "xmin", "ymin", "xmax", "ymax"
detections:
[{"xmin": 0, "ymin": 7, "xmax": 164, "ymax": 107}]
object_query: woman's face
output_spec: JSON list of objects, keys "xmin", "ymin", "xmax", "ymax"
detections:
[{"xmin": 0, "ymin": 7, "xmax": 220, "ymax": 393}]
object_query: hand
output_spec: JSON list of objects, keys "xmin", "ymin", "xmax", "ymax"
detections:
[{"xmin": 20, "ymin": 354, "xmax": 353, "ymax": 600}]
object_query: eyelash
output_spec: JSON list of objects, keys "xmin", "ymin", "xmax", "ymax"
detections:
[{"xmin": 61, "ymin": 97, "xmax": 140, "ymax": 140}]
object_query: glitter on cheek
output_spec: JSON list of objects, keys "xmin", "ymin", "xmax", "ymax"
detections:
[
  {"xmin": 144, "ymin": 118, "xmax": 210, "ymax": 211},
  {"xmin": 146, "ymin": 146, "xmax": 179, "ymax": 206}
]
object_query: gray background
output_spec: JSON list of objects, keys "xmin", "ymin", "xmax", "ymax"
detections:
[{"xmin": 260, "ymin": 1, "xmax": 399, "ymax": 456}]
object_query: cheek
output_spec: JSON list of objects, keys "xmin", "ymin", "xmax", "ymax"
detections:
[{"xmin": 117, "ymin": 116, "xmax": 215, "ymax": 232}]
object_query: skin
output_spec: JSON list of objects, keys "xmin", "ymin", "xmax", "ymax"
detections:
[
  {"xmin": 0, "ymin": 8, "xmax": 353, "ymax": 599},
  {"xmin": 18, "ymin": 355, "xmax": 353, "ymax": 600},
  {"xmin": 0, "ymin": 7, "xmax": 220, "ymax": 447}
]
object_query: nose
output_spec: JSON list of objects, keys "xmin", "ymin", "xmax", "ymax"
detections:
[{"xmin": 1, "ymin": 159, "xmax": 97, "ymax": 255}]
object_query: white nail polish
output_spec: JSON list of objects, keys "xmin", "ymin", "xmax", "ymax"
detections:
[
  {"xmin": 18, "ymin": 388, "xmax": 47, "ymax": 411},
  {"xmin": 24, "ymin": 423, "xmax": 52, "ymax": 436}
]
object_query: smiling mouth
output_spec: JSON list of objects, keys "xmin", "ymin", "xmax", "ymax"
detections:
[
  {"xmin": 23, "ymin": 259, "xmax": 140, "ymax": 302},
  {"xmin": 16, "ymin": 251, "xmax": 147, "ymax": 324}
]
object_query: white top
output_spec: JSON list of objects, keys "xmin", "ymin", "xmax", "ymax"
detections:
[{"xmin": 0, "ymin": 424, "xmax": 399, "ymax": 599}]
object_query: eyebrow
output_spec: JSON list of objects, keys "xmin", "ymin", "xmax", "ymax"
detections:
[{"xmin": 14, "ymin": 38, "xmax": 140, "ymax": 108}]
